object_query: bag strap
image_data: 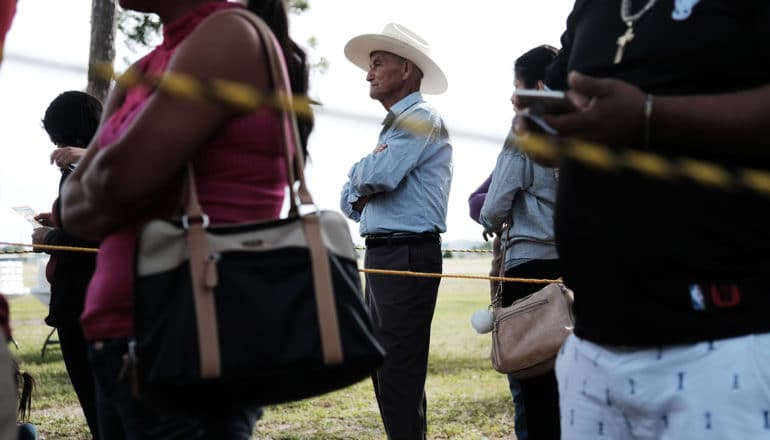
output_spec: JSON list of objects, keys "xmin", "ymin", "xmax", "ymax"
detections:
[
  {"xmin": 184, "ymin": 8, "xmax": 343, "ymax": 378},
  {"xmin": 229, "ymin": 7, "xmax": 343, "ymax": 366},
  {"xmin": 492, "ymin": 215, "xmax": 512, "ymax": 309},
  {"xmin": 183, "ymin": 166, "xmax": 220, "ymax": 377}
]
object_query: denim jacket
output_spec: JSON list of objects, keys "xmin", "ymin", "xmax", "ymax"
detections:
[{"xmin": 479, "ymin": 130, "xmax": 559, "ymax": 271}]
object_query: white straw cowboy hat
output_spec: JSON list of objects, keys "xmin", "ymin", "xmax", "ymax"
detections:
[{"xmin": 344, "ymin": 23, "xmax": 448, "ymax": 95}]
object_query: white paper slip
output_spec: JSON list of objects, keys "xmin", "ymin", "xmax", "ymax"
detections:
[{"xmin": 11, "ymin": 206, "xmax": 41, "ymax": 227}]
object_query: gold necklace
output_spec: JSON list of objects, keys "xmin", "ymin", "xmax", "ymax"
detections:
[{"xmin": 614, "ymin": 0, "xmax": 658, "ymax": 64}]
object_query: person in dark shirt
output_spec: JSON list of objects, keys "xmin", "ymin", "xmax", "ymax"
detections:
[
  {"xmin": 32, "ymin": 90, "xmax": 102, "ymax": 439},
  {"xmin": 519, "ymin": 1, "xmax": 770, "ymax": 438}
]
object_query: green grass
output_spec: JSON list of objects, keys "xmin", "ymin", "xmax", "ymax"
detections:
[{"xmin": 8, "ymin": 257, "xmax": 517, "ymax": 439}]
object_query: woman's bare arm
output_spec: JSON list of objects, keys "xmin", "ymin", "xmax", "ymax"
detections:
[{"xmin": 61, "ymin": 12, "xmax": 269, "ymax": 239}]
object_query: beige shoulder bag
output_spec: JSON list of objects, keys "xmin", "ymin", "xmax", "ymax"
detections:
[{"xmin": 490, "ymin": 227, "xmax": 574, "ymax": 379}]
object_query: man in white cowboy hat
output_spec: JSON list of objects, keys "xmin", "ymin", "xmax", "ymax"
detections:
[{"xmin": 339, "ymin": 23, "xmax": 452, "ymax": 440}]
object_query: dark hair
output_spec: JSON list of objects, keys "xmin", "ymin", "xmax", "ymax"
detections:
[
  {"xmin": 514, "ymin": 45, "xmax": 559, "ymax": 89},
  {"xmin": 42, "ymin": 91, "xmax": 103, "ymax": 148},
  {"xmin": 246, "ymin": 0, "xmax": 313, "ymax": 160}
]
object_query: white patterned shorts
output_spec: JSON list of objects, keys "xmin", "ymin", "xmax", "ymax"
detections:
[{"xmin": 556, "ymin": 333, "xmax": 770, "ymax": 440}]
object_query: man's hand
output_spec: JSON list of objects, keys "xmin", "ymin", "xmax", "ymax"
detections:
[
  {"xmin": 50, "ymin": 146, "xmax": 86, "ymax": 168},
  {"xmin": 372, "ymin": 144, "xmax": 388, "ymax": 154},
  {"xmin": 352, "ymin": 195, "xmax": 372, "ymax": 213},
  {"xmin": 34, "ymin": 212, "xmax": 54, "ymax": 227},
  {"xmin": 31, "ymin": 227, "xmax": 54, "ymax": 252}
]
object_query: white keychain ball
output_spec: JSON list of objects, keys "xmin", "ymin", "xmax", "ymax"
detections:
[{"xmin": 470, "ymin": 309, "xmax": 494, "ymax": 334}]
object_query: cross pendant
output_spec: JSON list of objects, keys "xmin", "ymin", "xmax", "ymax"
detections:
[{"xmin": 614, "ymin": 24, "xmax": 635, "ymax": 64}]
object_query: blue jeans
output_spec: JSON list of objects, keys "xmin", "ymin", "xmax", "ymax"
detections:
[
  {"xmin": 89, "ymin": 338, "xmax": 262, "ymax": 440},
  {"xmin": 508, "ymin": 374, "xmax": 528, "ymax": 440}
]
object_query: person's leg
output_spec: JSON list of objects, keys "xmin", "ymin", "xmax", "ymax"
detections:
[
  {"xmin": 89, "ymin": 339, "xmax": 130, "ymax": 440},
  {"xmin": 58, "ymin": 322, "xmax": 100, "ymax": 438},
  {"xmin": 507, "ymin": 374, "xmax": 528, "ymax": 440},
  {"xmin": 89, "ymin": 338, "xmax": 159, "ymax": 440},
  {"xmin": 555, "ymin": 335, "xmax": 634, "ymax": 440},
  {"xmin": 365, "ymin": 241, "xmax": 441, "ymax": 440},
  {"xmin": 619, "ymin": 333, "xmax": 770, "ymax": 440},
  {"xmin": 559, "ymin": 332, "xmax": 770, "ymax": 440},
  {"xmin": 142, "ymin": 406, "xmax": 261, "ymax": 440},
  {"xmin": 503, "ymin": 259, "xmax": 562, "ymax": 439},
  {"xmin": 518, "ymin": 370, "xmax": 560, "ymax": 439},
  {"xmin": 652, "ymin": 332, "xmax": 770, "ymax": 440},
  {"xmin": 200, "ymin": 406, "xmax": 261, "ymax": 440}
]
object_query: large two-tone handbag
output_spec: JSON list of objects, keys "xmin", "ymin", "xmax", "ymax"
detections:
[{"xmin": 130, "ymin": 9, "xmax": 384, "ymax": 410}]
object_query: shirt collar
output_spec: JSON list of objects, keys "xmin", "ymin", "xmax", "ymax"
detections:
[{"xmin": 383, "ymin": 91, "xmax": 423, "ymax": 124}]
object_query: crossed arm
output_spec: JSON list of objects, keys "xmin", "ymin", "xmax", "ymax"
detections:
[{"xmin": 340, "ymin": 111, "xmax": 436, "ymax": 220}]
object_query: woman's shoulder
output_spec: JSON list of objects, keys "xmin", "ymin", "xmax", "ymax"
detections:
[
  {"xmin": 192, "ymin": 8, "xmax": 265, "ymax": 48},
  {"xmin": 170, "ymin": 8, "xmax": 269, "ymax": 89}
]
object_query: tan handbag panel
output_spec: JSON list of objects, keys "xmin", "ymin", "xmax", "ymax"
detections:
[{"xmin": 491, "ymin": 283, "xmax": 574, "ymax": 379}]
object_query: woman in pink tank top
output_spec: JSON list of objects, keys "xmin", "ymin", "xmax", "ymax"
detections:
[{"xmin": 59, "ymin": 1, "xmax": 313, "ymax": 438}]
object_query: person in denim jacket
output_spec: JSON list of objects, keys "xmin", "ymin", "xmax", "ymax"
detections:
[{"xmin": 480, "ymin": 45, "xmax": 561, "ymax": 440}]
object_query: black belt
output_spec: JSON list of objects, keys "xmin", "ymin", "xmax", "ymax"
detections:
[{"xmin": 365, "ymin": 232, "xmax": 441, "ymax": 248}]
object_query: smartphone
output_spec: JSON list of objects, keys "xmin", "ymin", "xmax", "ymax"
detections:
[
  {"xmin": 513, "ymin": 89, "xmax": 576, "ymax": 116},
  {"xmin": 520, "ymin": 113, "xmax": 559, "ymax": 136}
]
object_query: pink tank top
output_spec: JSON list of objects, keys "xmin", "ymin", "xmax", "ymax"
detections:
[{"xmin": 81, "ymin": 1, "xmax": 291, "ymax": 341}]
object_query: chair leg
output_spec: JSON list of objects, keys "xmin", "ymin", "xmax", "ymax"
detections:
[{"xmin": 41, "ymin": 327, "xmax": 59, "ymax": 360}]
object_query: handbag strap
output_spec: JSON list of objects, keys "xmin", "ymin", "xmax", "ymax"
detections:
[
  {"xmin": 184, "ymin": 8, "xmax": 343, "ymax": 378},
  {"xmin": 184, "ymin": 167, "xmax": 221, "ymax": 377},
  {"xmin": 492, "ymin": 219, "xmax": 511, "ymax": 309}
]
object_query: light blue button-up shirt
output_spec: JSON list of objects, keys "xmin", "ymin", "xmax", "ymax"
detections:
[{"xmin": 340, "ymin": 92, "xmax": 453, "ymax": 236}]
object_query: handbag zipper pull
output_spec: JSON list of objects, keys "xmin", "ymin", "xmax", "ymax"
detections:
[
  {"xmin": 118, "ymin": 340, "xmax": 140, "ymax": 397},
  {"xmin": 118, "ymin": 354, "xmax": 129, "ymax": 383},
  {"xmin": 128, "ymin": 339, "xmax": 139, "ymax": 397},
  {"xmin": 205, "ymin": 252, "xmax": 220, "ymax": 290}
]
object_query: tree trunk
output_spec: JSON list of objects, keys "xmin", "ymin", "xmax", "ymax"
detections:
[{"xmin": 87, "ymin": 0, "xmax": 117, "ymax": 103}]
